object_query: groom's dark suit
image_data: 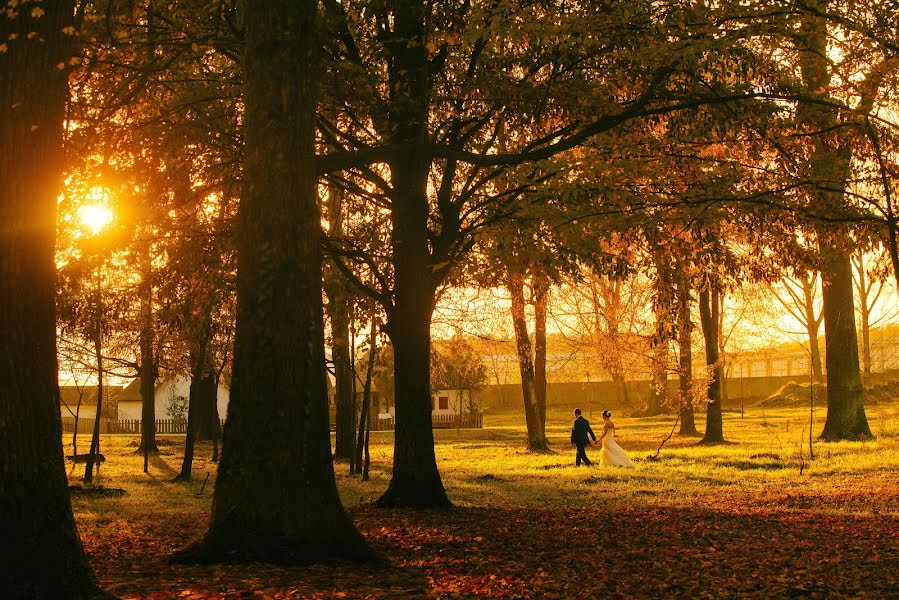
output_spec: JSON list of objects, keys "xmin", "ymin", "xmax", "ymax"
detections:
[{"xmin": 571, "ymin": 415, "xmax": 597, "ymax": 466}]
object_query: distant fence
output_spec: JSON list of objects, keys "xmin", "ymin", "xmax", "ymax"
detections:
[
  {"xmin": 60, "ymin": 417, "xmax": 224, "ymax": 435},
  {"xmin": 370, "ymin": 413, "xmax": 483, "ymax": 431}
]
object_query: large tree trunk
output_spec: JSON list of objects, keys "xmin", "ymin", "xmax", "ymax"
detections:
[
  {"xmin": 820, "ymin": 252, "xmax": 872, "ymax": 440},
  {"xmin": 176, "ymin": 0, "xmax": 372, "ymax": 563},
  {"xmin": 377, "ymin": 163, "xmax": 449, "ymax": 508},
  {"xmin": 374, "ymin": 0, "xmax": 450, "ymax": 509},
  {"xmin": 0, "ymin": 2, "xmax": 105, "ymax": 595},
  {"xmin": 699, "ymin": 286, "xmax": 725, "ymax": 444},
  {"xmin": 533, "ymin": 277, "xmax": 549, "ymax": 431},
  {"xmin": 509, "ymin": 273, "xmax": 550, "ymax": 452},
  {"xmin": 676, "ymin": 265, "xmax": 698, "ymax": 436},
  {"xmin": 797, "ymin": 2, "xmax": 872, "ymax": 440}
]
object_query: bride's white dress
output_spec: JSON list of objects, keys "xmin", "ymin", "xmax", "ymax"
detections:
[{"xmin": 600, "ymin": 428, "xmax": 633, "ymax": 467}]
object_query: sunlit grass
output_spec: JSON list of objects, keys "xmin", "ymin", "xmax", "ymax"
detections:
[{"xmin": 68, "ymin": 399, "xmax": 899, "ymax": 523}]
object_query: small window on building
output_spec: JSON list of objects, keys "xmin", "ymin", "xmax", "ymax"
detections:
[{"xmin": 439, "ymin": 396, "xmax": 449, "ymax": 410}]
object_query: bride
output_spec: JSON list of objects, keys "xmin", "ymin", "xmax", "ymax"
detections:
[{"xmin": 598, "ymin": 410, "xmax": 633, "ymax": 468}]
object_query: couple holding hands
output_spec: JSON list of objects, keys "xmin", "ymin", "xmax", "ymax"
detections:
[{"xmin": 571, "ymin": 408, "xmax": 633, "ymax": 468}]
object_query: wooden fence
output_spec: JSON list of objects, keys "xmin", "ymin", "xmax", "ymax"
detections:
[
  {"xmin": 370, "ymin": 413, "xmax": 482, "ymax": 431},
  {"xmin": 60, "ymin": 417, "xmax": 224, "ymax": 435},
  {"xmin": 61, "ymin": 414, "xmax": 482, "ymax": 434}
]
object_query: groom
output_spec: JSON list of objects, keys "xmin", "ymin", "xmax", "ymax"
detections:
[{"xmin": 571, "ymin": 408, "xmax": 597, "ymax": 466}]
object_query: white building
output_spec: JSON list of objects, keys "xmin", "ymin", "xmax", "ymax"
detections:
[{"xmin": 116, "ymin": 375, "xmax": 229, "ymax": 421}]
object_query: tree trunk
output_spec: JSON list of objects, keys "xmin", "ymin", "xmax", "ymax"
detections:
[
  {"xmin": 178, "ymin": 345, "xmax": 217, "ymax": 481},
  {"xmin": 797, "ymin": 1, "xmax": 872, "ymax": 440},
  {"xmin": 648, "ymin": 252, "xmax": 672, "ymax": 416},
  {"xmin": 533, "ymin": 276, "xmax": 548, "ymax": 430},
  {"xmin": 176, "ymin": 374, "xmax": 199, "ymax": 482},
  {"xmin": 0, "ymin": 1, "xmax": 105, "ymax": 595},
  {"xmin": 375, "ymin": 0, "xmax": 450, "ymax": 509},
  {"xmin": 329, "ymin": 298, "xmax": 355, "ymax": 459},
  {"xmin": 699, "ymin": 286, "xmax": 724, "ymax": 444},
  {"xmin": 509, "ymin": 273, "xmax": 550, "ymax": 452},
  {"xmin": 676, "ymin": 265, "xmax": 698, "ymax": 436},
  {"xmin": 377, "ymin": 174, "xmax": 449, "ymax": 505},
  {"xmin": 84, "ymin": 268, "xmax": 104, "ymax": 484},
  {"xmin": 853, "ymin": 254, "xmax": 873, "ymax": 377},
  {"xmin": 648, "ymin": 333, "xmax": 668, "ymax": 415},
  {"xmin": 802, "ymin": 277, "xmax": 824, "ymax": 382},
  {"xmin": 325, "ymin": 185, "xmax": 356, "ymax": 460},
  {"xmin": 138, "ymin": 280, "xmax": 158, "ymax": 463},
  {"xmin": 354, "ymin": 318, "xmax": 377, "ymax": 475},
  {"xmin": 176, "ymin": 0, "xmax": 372, "ymax": 563},
  {"xmin": 820, "ymin": 252, "xmax": 872, "ymax": 440}
]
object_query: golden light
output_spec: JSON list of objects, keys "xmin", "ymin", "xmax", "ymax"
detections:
[{"xmin": 78, "ymin": 203, "xmax": 113, "ymax": 234}]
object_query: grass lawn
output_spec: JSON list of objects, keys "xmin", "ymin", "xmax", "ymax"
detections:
[{"xmin": 69, "ymin": 400, "xmax": 899, "ymax": 598}]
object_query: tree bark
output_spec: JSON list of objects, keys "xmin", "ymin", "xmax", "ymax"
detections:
[
  {"xmin": 377, "ymin": 164, "xmax": 449, "ymax": 506},
  {"xmin": 0, "ymin": 1, "xmax": 105, "ymax": 595},
  {"xmin": 509, "ymin": 272, "xmax": 550, "ymax": 452},
  {"xmin": 699, "ymin": 286, "xmax": 725, "ymax": 444},
  {"xmin": 84, "ymin": 266, "xmax": 104, "ymax": 484},
  {"xmin": 325, "ymin": 185, "xmax": 356, "ymax": 460},
  {"xmin": 533, "ymin": 276, "xmax": 549, "ymax": 431},
  {"xmin": 138, "ymin": 271, "xmax": 158, "ymax": 464},
  {"xmin": 676, "ymin": 264, "xmax": 698, "ymax": 436},
  {"xmin": 176, "ymin": 0, "xmax": 372, "ymax": 563},
  {"xmin": 354, "ymin": 318, "xmax": 377, "ymax": 475},
  {"xmin": 801, "ymin": 276, "xmax": 824, "ymax": 382},
  {"xmin": 820, "ymin": 252, "xmax": 872, "ymax": 440},
  {"xmin": 796, "ymin": 1, "xmax": 872, "ymax": 440},
  {"xmin": 374, "ymin": 0, "xmax": 450, "ymax": 509},
  {"xmin": 328, "ymin": 296, "xmax": 355, "ymax": 459},
  {"xmin": 648, "ymin": 249, "xmax": 673, "ymax": 416}
]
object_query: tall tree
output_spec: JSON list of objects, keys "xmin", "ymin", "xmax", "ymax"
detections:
[
  {"xmin": 0, "ymin": 1, "xmax": 107, "ymax": 596},
  {"xmin": 320, "ymin": 0, "xmax": 764, "ymax": 506},
  {"xmin": 176, "ymin": 0, "xmax": 372, "ymax": 563},
  {"xmin": 795, "ymin": 0, "xmax": 873, "ymax": 440}
]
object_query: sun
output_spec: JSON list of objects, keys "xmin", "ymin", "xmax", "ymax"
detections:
[{"xmin": 78, "ymin": 203, "xmax": 113, "ymax": 234}]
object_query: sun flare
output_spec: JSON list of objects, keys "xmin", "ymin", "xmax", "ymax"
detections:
[{"xmin": 78, "ymin": 203, "xmax": 113, "ymax": 234}]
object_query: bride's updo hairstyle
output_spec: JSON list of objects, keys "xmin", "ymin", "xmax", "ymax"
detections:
[{"xmin": 602, "ymin": 410, "xmax": 612, "ymax": 418}]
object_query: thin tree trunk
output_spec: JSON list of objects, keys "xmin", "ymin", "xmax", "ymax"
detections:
[
  {"xmin": 325, "ymin": 185, "xmax": 356, "ymax": 460},
  {"xmin": 648, "ymin": 245, "xmax": 673, "ymax": 415},
  {"xmin": 699, "ymin": 285, "xmax": 725, "ymax": 444},
  {"xmin": 354, "ymin": 318, "xmax": 377, "ymax": 475},
  {"xmin": 802, "ymin": 277, "xmax": 824, "ymax": 382},
  {"xmin": 0, "ymin": 1, "xmax": 105, "ymax": 594},
  {"xmin": 329, "ymin": 299, "xmax": 355, "ymax": 459},
  {"xmin": 84, "ymin": 266, "xmax": 104, "ymax": 484},
  {"xmin": 176, "ymin": 375, "xmax": 198, "ymax": 482},
  {"xmin": 677, "ymin": 265, "xmax": 698, "ymax": 436},
  {"xmin": 138, "ymin": 277, "xmax": 158, "ymax": 465},
  {"xmin": 533, "ymin": 276, "xmax": 548, "ymax": 430},
  {"xmin": 509, "ymin": 272, "xmax": 549, "ymax": 452},
  {"xmin": 175, "ymin": 0, "xmax": 373, "ymax": 563}
]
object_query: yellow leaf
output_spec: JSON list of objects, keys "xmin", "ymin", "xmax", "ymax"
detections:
[{"xmin": 31, "ymin": 6, "xmax": 44, "ymax": 18}]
